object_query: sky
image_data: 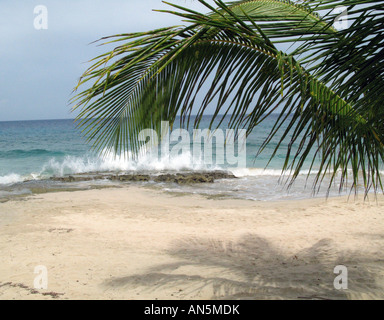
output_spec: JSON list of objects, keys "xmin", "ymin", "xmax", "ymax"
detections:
[
  {"xmin": 0, "ymin": 0, "xmax": 210, "ymax": 121},
  {"xmin": 0, "ymin": 1, "xmax": 349, "ymax": 122}
]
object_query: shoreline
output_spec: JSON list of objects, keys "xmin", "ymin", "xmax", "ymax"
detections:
[
  {"xmin": 1, "ymin": 168, "xmax": 378, "ymax": 205},
  {"xmin": 1, "ymin": 185, "xmax": 384, "ymax": 300}
]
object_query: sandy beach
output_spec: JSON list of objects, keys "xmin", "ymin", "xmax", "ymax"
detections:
[{"xmin": 1, "ymin": 186, "xmax": 384, "ymax": 300}]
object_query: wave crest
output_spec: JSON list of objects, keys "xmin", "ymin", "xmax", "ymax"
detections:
[{"xmin": 0, "ymin": 173, "xmax": 24, "ymax": 185}]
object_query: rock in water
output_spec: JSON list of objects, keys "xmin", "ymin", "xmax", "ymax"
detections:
[{"xmin": 50, "ymin": 171, "xmax": 236, "ymax": 184}]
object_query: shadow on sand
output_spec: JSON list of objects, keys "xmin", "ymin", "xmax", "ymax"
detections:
[{"xmin": 103, "ymin": 234, "xmax": 384, "ymax": 299}]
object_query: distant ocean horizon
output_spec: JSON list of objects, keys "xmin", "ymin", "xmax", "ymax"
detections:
[{"xmin": 0, "ymin": 116, "xmax": 373, "ymax": 202}]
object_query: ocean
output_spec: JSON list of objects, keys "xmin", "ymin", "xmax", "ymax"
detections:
[{"xmin": 0, "ymin": 116, "xmax": 365, "ymax": 202}]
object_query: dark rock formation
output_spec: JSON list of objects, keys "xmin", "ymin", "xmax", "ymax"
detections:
[
  {"xmin": 108, "ymin": 174, "xmax": 150, "ymax": 182},
  {"xmin": 154, "ymin": 173, "xmax": 215, "ymax": 184},
  {"xmin": 50, "ymin": 170, "xmax": 236, "ymax": 184}
]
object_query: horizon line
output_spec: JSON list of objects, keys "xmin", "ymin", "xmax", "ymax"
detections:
[{"xmin": 0, "ymin": 113, "xmax": 285, "ymax": 123}]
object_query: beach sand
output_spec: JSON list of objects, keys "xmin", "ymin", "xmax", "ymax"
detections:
[{"xmin": 0, "ymin": 186, "xmax": 384, "ymax": 300}]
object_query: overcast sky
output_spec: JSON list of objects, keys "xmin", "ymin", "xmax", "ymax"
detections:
[{"xmin": 0, "ymin": 0, "xmax": 211, "ymax": 121}]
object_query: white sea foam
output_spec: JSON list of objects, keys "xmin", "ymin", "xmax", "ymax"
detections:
[
  {"xmin": 39, "ymin": 150, "xmax": 222, "ymax": 177},
  {"xmin": 229, "ymin": 168, "xmax": 322, "ymax": 177},
  {"xmin": 229, "ymin": 167, "xmax": 370, "ymax": 178},
  {"xmin": 2, "ymin": 149, "xmax": 382, "ymax": 188},
  {"xmin": 0, "ymin": 173, "xmax": 25, "ymax": 185},
  {"xmin": 1, "ymin": 150, "xmax": 224, "ymax": 186},
  {"xmin": 230, "ymin": 168, "xmax": 284, "ymax": 177}
]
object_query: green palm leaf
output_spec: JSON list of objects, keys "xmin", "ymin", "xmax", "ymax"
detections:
[{"xmin": 72, "ymin": 0, "xmax": 384, "ymax": 195}]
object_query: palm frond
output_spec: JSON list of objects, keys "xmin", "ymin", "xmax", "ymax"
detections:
[{"xmin": 72, "ymin": 0, "xmax": 384, "ymax": 195}]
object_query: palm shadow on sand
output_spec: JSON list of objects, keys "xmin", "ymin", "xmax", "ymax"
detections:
[{"xmin": 103, "ymin": 234, "xmax": 384, "ymax": 299}]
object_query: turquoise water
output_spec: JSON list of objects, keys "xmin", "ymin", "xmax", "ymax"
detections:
[
  {"xmin": 0, "ymin": 119, "xmax": 86, "ymax": 180},
  {"xmin": 0, "ymin": 116, "xmax": 359, "ymax": 201}
]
